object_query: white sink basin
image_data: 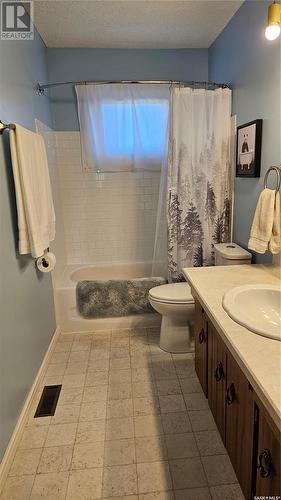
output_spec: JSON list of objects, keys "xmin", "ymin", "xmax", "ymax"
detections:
[{"xmin": 223, "ymin": 284, "xmax": 281, "ymax": 341}]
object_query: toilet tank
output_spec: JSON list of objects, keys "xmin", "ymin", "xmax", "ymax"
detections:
[{"xmin": 214, "ymin": 243, "xmax": 252, "ymax": 266}]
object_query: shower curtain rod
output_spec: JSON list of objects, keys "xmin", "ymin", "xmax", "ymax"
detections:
[{"xmin": 36, "ymin": 80, "xmax": 231, "ymax": 94}]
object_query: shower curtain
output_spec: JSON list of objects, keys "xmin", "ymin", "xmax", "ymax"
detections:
[{"xmin": 167, "ymin": 87, "xmax": 232, "ymax": 281}]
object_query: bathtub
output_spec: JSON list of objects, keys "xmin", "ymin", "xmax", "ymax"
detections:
[{"xmin": 54, "ymin": 263, "xmax": 163, "ymax": 332}]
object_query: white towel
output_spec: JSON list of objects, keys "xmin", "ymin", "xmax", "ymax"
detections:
[
  {"xmin": 248, "ymin": 188, "xmax": 280, "ymax": 254},
  {"xmin": 9, "ymin": 124, "xmax": 55, "ymax": 258}
]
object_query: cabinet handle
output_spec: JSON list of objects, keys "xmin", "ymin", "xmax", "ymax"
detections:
[
  {"xmin": 257, "ymin": 449, "xmax": 272, "ymax": 478},
  {"xmin": 226, "ymin": 383, "xmax": 236, "ymax": 405},
  {"xmin": 215, "ymin": 361, "xmax": 224, "ymax": 382},
  {"xmin": 199, "ymin": 329, "xmax": 206, "ymax": 344}
]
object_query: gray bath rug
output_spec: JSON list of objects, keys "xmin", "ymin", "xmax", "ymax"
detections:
[{"xmin": 76, "ymin": 277, "xmax": 167, "ymax": 319}]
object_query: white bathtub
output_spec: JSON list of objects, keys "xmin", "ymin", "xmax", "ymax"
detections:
[{"xmin": 54, "ymin": 263, "xmax": 162, "ymax": 332}]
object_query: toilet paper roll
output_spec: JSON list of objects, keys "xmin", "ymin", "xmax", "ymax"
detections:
[{"xmin": 36, "ymin": 252, "xmax": 56, "ymax": 273}]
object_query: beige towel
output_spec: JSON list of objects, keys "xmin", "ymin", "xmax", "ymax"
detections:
[
  {"xmin": 9, "ymin": 124, "xmax": 55, "ymax": 258},
  {"xmin": 248, "ymin": 188, "xmax": 280, "ymax": 254},
  {"xmin": 269, "ymin": 192, "xmax": 281, "ymax": 254}
]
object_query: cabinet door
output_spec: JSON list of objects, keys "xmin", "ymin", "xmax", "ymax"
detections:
[
  {"xmin": 194, "ymin": 299, "xmax": 208, "ymax": 396},
  {"xmin": 225, "ymin": 354, "xmax": 254, "ymax": 500},
  {"xmin": 207, "ymin": 322, "xmax": 227, "ymax": 442},
  {"xmin": 255, "ymin": 402, "xmax": 281, "ymax": 497}
]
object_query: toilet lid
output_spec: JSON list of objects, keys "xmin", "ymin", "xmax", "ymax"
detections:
[{"xmin": 149, "ymin": 282, "xmax": 194, "ymax": 304}]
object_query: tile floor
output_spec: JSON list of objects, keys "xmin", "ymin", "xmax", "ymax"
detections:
[{"xmin": 0, "ymin": 328, "xmax": 245, "ymax": 500}]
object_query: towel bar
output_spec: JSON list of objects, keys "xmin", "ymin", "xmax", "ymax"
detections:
[
  {"xmin": 0, "ymin": 120, "xmax": 16, "ymax": 134},
  {"xmin": 264, "ymin": 166, "xmax": 281, "ymax": 192}
]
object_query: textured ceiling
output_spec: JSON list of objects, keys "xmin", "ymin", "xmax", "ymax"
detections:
[{"xmin": 32, "ymin": 0, "xmax": 244, "ymax": 49}]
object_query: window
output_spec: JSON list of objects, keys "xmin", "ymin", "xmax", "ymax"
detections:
[
  {"xmin": 76, "ymin": 84, "xmax": 170, "ymax": 172},
  {"xmin": 101, "ymin": 101, "xmax": 169, "ymax": 158}
]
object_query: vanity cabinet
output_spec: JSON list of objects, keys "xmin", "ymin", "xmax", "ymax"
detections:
[
  {"xmin": 254, "ymin": 397, "xmax": 281, "ymax": 497},
  {"xmin": 207, "ymin": 322, "xmax": 227, "ymax": 442},
  {"xmin": 194, "ymin": 298, "xmax": 281, "ymax": 500},
  {"xmin": 194, "ymin": 300, "xmax": 208, "ymax": 396},
  {"xmin": 225, "ymin": 353, "xmax": 254, "ymax": 500}
]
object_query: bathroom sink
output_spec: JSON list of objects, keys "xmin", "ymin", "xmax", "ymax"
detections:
[{"xmin": 223, "ymin": 285, "xmax": 281, "ymax": 341}]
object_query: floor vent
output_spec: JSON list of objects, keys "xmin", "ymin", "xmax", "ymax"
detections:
[{"xmin": 34, "ymin": 385, "xmax": 62, "ymax": 418}]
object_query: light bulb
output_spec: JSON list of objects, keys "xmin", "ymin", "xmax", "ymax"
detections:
[{"xmin": 265, "ymin": 23, "xmax": 281, "ymax": 40}]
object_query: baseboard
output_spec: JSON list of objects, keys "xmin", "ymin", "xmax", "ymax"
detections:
[{"xmin": 0, "ymin": 325, "xmax": 61, "ymax": 494}]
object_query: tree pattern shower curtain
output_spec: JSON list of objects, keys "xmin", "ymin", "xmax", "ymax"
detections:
[{"xmin": 167, "ymin": 87, "xmax": 232, "ymax": 281}]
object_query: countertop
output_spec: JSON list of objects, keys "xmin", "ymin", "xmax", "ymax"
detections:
[{"xmin": 183, "ymin": 264, "xmax": 281, "ymax": 429}]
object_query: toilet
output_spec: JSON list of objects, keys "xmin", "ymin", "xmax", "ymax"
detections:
[{"xmin": 149, "ymin": 243, "xmax": 252, "ymax": 353}]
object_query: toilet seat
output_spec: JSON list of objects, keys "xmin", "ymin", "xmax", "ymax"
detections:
[{"xmin": 149, "ymin": 282, "xmax": 194, "ymax": 305}]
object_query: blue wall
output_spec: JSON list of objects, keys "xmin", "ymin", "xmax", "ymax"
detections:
[
  {"xmin": 46, "ymin": 48, "xmax": 208, "ymax": 130},
  {"xmin": 209, "ymin": 0, "xmax": 281, "ymax": 263},
  {"xmin": 0, "ymin": 13, "xmax": 56, "ymax": 458}
]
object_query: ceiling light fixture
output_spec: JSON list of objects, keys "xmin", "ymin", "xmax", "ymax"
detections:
[{"xmin": 265, "ymin": 1, "xmax": 281, "ymax": 40}]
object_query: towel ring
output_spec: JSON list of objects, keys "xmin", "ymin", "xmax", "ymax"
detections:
[{"xmin": 264, "ymin": 166, "xmax": 281, "ymax": 192}]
